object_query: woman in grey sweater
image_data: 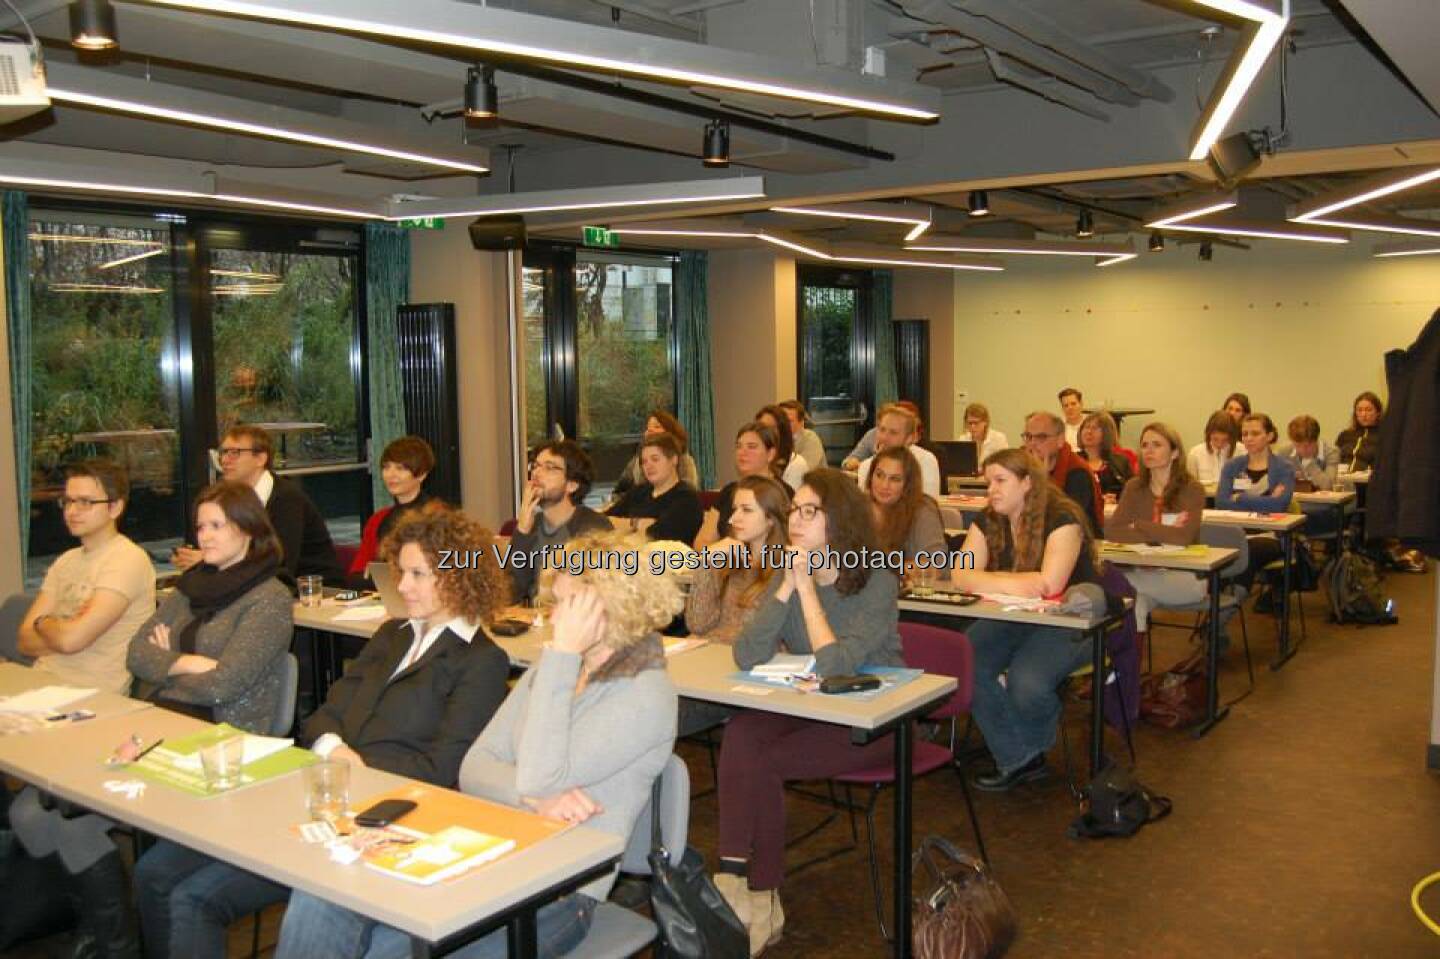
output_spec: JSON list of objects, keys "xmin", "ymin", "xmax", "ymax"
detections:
[
  {"xmin": 275, "ymin": 530, "xmax": 681, "ymax": 959},
  {"xmin": 128, "ymin": 481, "xmax": 293, "ymax": 731},
  {"xmin": 719, "ymin": 468, "xmax": 903, "ymax": 956}
]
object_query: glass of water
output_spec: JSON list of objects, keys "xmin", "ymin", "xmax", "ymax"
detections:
[
  {"xmin": 304, "ymin": 759, "xmax": 350, "ymax": 825},
  {"xmin": 298, "ymin": 575, "xmax": 324, "ymax": 608}
]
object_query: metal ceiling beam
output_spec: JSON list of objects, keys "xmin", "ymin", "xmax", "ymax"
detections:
[
  {"xmin": 983, "ymin": 50, "xmax": 1110, "ymax": 123},
  {"xmin": 953, "ymin": 0, "xmax": 1173, "ymax": 102}
]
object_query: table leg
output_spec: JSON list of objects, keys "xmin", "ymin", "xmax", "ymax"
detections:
[
  {"xmin": 1271, "ymin": 531, "xmax": 1297, "ymax": 670},
  {"xmin": 410, "ymin": 939, "xmax": 431, "ymax": 959},
  {"xmin": 507, "ymin": 909, "xmax": 538, "ymax": 959},
  {"xmin": 1194, "ymin": 568, "xmax": 1231, "ymax": 738},
  {"xmin": 892, "ymin": 720, "xmax": 913, "ymax": 959},
  {"xmin": 1088, "ymin": 625, "xmax": 1104, "ymax": 777}
]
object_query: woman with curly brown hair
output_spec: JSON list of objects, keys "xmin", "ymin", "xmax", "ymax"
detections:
[
  {"xmin": 278, "ymin": 530, "xmax": 681, "ymax": 959},
  {"xmin": 714, "ymin": 468, "xmax": 903, "ymax": 955},
  {"xmin": 134, "ymin": 504, "xmax": 512, "ymax": 959},
  {"xmin": 952, "ymin": 448, "xmax": 1102, "ymax": 792}
]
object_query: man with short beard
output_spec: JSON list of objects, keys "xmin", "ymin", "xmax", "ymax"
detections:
[{"xmin": 506, "ymin": 440, "xmax": 611, "ymax": 601}]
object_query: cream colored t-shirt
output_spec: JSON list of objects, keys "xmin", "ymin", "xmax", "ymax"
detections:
[{"xmin": 33, "ymin": 534, "xmax": 155, "ymax": 694}]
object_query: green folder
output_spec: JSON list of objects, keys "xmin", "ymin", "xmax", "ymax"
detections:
[{"xmin": 129, "ymin": 723, "xmax": 317, "ymax": 798}]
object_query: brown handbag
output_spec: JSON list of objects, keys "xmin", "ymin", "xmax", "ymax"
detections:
[
  {"xmin": 912, "ymin": 836, "xmax": 1017, "ymax": 959},
  {"xmin": 1138, "ymin": 651, "xmax": 1207, "ymax": 728}
]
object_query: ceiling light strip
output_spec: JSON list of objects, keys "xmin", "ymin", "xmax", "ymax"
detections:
[
  {"xmin": 1373, "ymin": 247, "xmax": 1440, "ymax": 258},
  {"xmin": 1145, "ymin": 197, "xmax": 1239, "ymax": 229},
  {"xmin": 1291, "ymin": 166, "xmax": 1440, "ymax": 222},
  {"xmin": 2, "ymin": 174, "xmax": 378, "ymax": 219},
  {"xmin": 770, "ymin": 204, "xmax": 932, "ymax": 241},
  {"xmin": 1305, "ymin": 216, "xmax": 1440, "ymax": 239},
  {"xmin": 393, "ymin": 177, "xmax": 766, "ymax": 219},
  {"xmin": 1188, "ymin": 0, "xmax": 1288, "ymax": 161},
  {"xmin": 1153, "ymin": 222, "xmax": 1348, "ymax": 244},
  {"xmin": 133, "ymin": 0, "xmax": 938, "ymax": 120},
  {"xmin": 49, "ymin": 88, "xmax": 488, "ymax": 175}
]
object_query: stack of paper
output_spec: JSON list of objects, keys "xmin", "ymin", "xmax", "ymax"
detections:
[
  {"xmin": 172, "ymin": 733, "xmax": 295, "ymax": 772},
  {"xmin": 751, "ymin": 653, "xmax": 815, "ymax": 678},
  {"xmin": 0, "ymin": 686, "xmax": 96, "ymax": 715}
]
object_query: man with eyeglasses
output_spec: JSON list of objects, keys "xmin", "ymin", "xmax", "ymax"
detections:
[
  {"xmin": 1022, "ymin": 410, "xmax": 1104, "ymax": 533},
  {"xmin": 13, "ymin": 460, "xmax": 155, "ymax": 693},
  {"xmin": 856, "ymin": 402, "xmax": 941, "ymax": 498},
  {"xmin": 505, "ymin": 440, "xmax": 610, "ymax": 602},
  {"xmin": 173, "ymin": 425, "xmax": 342, "ymax": 586}
]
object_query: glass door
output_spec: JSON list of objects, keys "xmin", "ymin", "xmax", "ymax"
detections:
[{"xmin": 798, "ymin": 266, "xmax": 874, "ymax": 465}]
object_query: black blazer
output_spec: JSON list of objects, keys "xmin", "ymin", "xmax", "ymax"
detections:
[
  {"xmin": 302, "ymin": 619, "xmax": 510, "ymax": 786},
  {"xmin": 267, "ymin": 474, "xmax": 344, "ymax": 585}
]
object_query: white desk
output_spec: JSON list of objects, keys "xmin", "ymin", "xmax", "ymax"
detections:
[
  {"xmin": 0, "ymin": 694, "xmax": 620, "ymax": 958},
  {"xmin": 0, "ymin": 662, "xmax": 154, "ymax": 722},
  {"xmin": 1099, "ymin": 545, "xmax": 1239, "ymax": 736}
]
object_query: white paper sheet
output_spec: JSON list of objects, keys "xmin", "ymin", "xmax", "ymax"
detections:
[{"xmin": 0, "ymin": 686, "xmax": 97, "ymax": 714}]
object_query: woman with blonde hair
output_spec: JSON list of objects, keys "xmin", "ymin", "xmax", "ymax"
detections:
[
  {"xmin": 1105, "ymin": 422, "xmax": 1207, "ymax": 631},
  {"xmin": 952, "ymin": 448, "xmax": 1103, "ymax": 791},
  {"xmin": 277, "ymin": 529, "xmax": 681, "ymax": 959}
]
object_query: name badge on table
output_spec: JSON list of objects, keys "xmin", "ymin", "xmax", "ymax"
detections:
[{"xmin": 1161, "ymin": 512, "xmax": 1183, "ymax": 526}]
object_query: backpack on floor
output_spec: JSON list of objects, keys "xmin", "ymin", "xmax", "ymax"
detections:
[{"xmin": 1323, "ymin": 549, "xmax": 1397, "ymax": 626}]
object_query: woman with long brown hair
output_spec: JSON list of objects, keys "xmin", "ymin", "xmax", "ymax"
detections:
[
  {"xmin": 866, "ymin": 446, "xmax": 947, "ymax": 575},
  {"xmin": 755, "ymin": 403, "xmax": 808, "ymax": 489},
  {"xmin": 686, "ymin": 474, "xmax": 790, "ymax": 644},
  {"xmin": 714, "ymin": 468, "xmax": 903, "ymax": 953},
  {"xmin": 1187, "ymin": 410, "xmax": 1238, "ymax": 486},
  {"xmin": 1077, "ymin": 410, "xmax": 1133, "ymax": 502},
  {"xmin": 1105, "ymin": 422, "xmax": 1207, "ymax": 631},
  {"xmin": 952, "ymin": 449, "xmax": 1103, "ymax": 791}
]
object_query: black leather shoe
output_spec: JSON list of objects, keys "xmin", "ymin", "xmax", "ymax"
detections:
[{"xmin": 973, "ymin": 754, "xmax": 1049, "ymax": 792}]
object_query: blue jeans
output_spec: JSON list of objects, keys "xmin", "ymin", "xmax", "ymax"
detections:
[
  {"xmin": 276, "ymin": 888, "xmax": 596, "ymax": 959},
  {"xmin": 134, "ymin": 839, "xmax": 288, "ymax": 959},
  {"xmin": 968, "ymin": 619, "xmax": 1091, "ymax": 773}
]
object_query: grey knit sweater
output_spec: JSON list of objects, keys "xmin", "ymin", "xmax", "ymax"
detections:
[
  {"xmin": 126, "ymin": 578, "xmax": 294, "ymax": 734},
  {"xmin": 732, "ymin": 569, "xmax": 904, "ymax": 677},
  {"xmin": 459, "ymin": 646, "xmax": 677, "ymax": 900}
]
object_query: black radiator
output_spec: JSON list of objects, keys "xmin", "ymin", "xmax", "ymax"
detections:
[{"xmin": 395, "ymin": 303, "xmax": 462, "ymax": 505}]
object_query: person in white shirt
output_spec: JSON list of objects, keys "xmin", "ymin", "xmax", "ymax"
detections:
[
  {"xmin": 1186, "ymin": 410, "xmax": 1239, "ymax": 486},
  {"xmin": 780, "ymin": 399, "xmax": 827, "ymax": 469},
  {"xmin": 15, "ymin": 460, "xmax": 154, "ymax": 693},
  {"xmin": 964, "ymin": 402, "xmax": 1009, "ymax": 461},
  {"xmin": 858, "ymin": 403, "xmax": 941, "ymax": 498},
  {"xmin": 1058, "ymin": 387, "xmax": 1085, "ymax": 449}
]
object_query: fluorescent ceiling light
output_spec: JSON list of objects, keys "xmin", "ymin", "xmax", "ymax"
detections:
[
  {"xmin": 610, "ymin": 222, "xmax": 1000, "ymax": 271},
  {"xmin": 1188, "ymin": 0, "xmax": 1289, "ymax": 162},
  {"xmin": 1, "ymin": 173, "xmax": 379, "ymax": 219},
  {"xmin": 1291, "ymin": 214, "xmax": 1440, "ymax": 238},
  {"xmin": 131, "ymin": 0, "xmax": 939, "ymax": 121},
  {"xmin": 1153, "ymin": 220, "xmax": 1348, "ymax": 244},
  {"xmin": 100, "ymin": 248, "xmax": 168, "ymax": 269},
  {"xmin": 48, "ymin": 87, "xmax": 489, "ymax": 175},
  {"xmin": 391, "ymin": 177, "xmax": 766, "ymax": 219},
  {"xmin": 1145, "ymin": 193, "xmax": 1240, "ymax": 229},
  {"xmin": 770, "ymin": 203, "xmax": 933, "ymax": 242},
  {"xmin": 1291, "ymin": 165, "xmax": 1440, "ymax": 222},
  {"xmin": 50, "ymin": 283, "xmax": 164, "ymax": 293},
  {"xmin": 1373, "ymin": 244, "xmax": 1440, "ymax": 258},
  {"xmin": 908, "ymin": 236, "xmax": 1137, "ymax": 267}
]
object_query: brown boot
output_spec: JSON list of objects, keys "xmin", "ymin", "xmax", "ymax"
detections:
[
  {"xmin": 747, "ymin": 888, "xmax": 785, "ymax": 956},
  {"xmin": 713, "ymin": 872, "xmax": 752, "ymax": 931}
]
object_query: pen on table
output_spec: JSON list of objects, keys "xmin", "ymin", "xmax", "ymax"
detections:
[{"xmin": 132, "ymin": 738, "xmax": 165, "ymax": 762}]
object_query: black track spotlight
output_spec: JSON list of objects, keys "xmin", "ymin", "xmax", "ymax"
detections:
[
  {"xmin": 1149, "ymin": 232, "xmax": 1165, "ymax": 253},
  {"xmin": 464, "ymin": 65, "xmax": 498, "ymax": 120},
  {"xmin": 703, "ymin": 119, "xmax": 730, "ymax": 168},
  {"xmin": 1076, "ymin": 209, "xmax": 1094, "ymax": 238},
  {"xmin": 1199, "ymin": 240, "xmax": 1214, "ymax": 261},
  {"xmin": 968, "ymin": 190, "xmax": 989, "ymax": 217},
  {"xmin": 69, "ymin": 0, "xmax": 118, "ymax": 51}
]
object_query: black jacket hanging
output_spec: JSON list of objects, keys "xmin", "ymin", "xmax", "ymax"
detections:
[{"xmin": 1369, "ymin": 307, "xmax": 1440, "ymax": 557}]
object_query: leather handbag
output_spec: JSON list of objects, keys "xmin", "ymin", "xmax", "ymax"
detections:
[
  {"xmin": 911, "ymin": 835, "xmax": 1016, "ymax": 959},
  {"xmin": 1139, "ymin": 651, "xmax": 1207, "ymax": 729},
  {"xmin": 646, "ymin": 779, "xmax": 748, "ymax": 959},
  {"xmin": 1067, "ymin": 763, "xmax": 1172, "ymax": 840}
]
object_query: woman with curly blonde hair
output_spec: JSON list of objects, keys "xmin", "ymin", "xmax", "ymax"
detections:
[
  {"xmin": 277, "ymin": 530, "xmax": 681, "ymax": 959},
  {"xmin": 952, "ymin": 448, "xmax": 1103, "ymax": 792}
]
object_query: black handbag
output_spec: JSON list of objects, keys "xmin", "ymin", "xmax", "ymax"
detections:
[
  {"xmin": 1068, "ymin": 763, "xmax": 1172, "ymax": 839},
  {"xmin": 646, "ymin": 779, "xmax": 748, "ymax": 959}
]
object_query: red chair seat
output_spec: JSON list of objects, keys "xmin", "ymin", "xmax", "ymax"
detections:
[{"xmin": 833, "ymin": 740, "xmax": 953, "ymax": 787}]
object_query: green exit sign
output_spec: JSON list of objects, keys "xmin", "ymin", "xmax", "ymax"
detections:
[
  {"xmin": 398, "ymin": 217, "xmax": 445, "ymax": 230},
  {"xmin": 582, "ymin": 225, "xmax": 620, "ymax": 248}
]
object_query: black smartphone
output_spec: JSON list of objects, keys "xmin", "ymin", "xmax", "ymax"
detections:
[
  {"xmin": 819, "ymin": 674, "xmax": 883, "ymax": 695},
  {"xmin": 353, "ymin": 798, "xmax": 417, "ymax": 827}
]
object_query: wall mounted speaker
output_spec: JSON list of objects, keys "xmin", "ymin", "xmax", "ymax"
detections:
[{"xmin": 468, "ymin": 215, "xmax": 526, "ymax": 250}]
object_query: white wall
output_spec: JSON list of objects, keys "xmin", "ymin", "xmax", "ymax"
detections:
[{"xmin": 948, "ymin": 241, "xmax": 1439, "ymax": 450}]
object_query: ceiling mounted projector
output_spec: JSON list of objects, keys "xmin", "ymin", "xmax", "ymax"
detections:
[{"xmin": 0, "ymin": 41, "xmax": 50, "ymax": 125}]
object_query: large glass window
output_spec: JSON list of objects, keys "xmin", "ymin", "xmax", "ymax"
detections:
[
  {"xmin": 798, "ymin": 266, "xmax": 874, "ymax": 465},
  {"xmin": 522, "ymin": 265, "xmax": 548, "ymax": 449},
  {"xmin": 26, "ymin": 212, "xmax": 183, "ymax": 582}
]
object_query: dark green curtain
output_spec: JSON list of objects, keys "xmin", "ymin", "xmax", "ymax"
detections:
[
  {"xmin": 675, "ymin": 251, "xmax": 716, "ymax": 488},
  {"xmin": 3, "ymin": 191, "xmax": 30, "ymax": 563},
  {"xmin": 364, "ymin": 222, "xmax": 410, "ymax": 509},
  {"xmin": 872, "ymin": 269, "xmax": 898, "ymax": 410}
]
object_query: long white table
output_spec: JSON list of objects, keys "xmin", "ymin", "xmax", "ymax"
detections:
[{"xmin": 0, "ymin": 665, "xmax": 621, "ymax": 959}]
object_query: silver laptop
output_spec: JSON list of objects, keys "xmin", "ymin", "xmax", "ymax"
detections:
[{"xmin": 366, "ymin": 562, "xmax": 410, "ymax": 619}]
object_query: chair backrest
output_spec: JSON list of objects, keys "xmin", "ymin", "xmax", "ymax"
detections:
[
  {"xmin": 0, "ymin": 592, "xmax": 37, "ymax": 665},
  {"xmin": 1197, "ymin": 524, "xmax": 1250, "ymax": 582},
  {"xmin": 939, "ymin": 506, "xmax": 964, "ymax": 531},
  {"xmin": 620, "ymin": 754, "xmax": 690, "ymax": 875},
  {"xmin": 697, "ymin": 489, "xmax": 722, "ymax": 512},
  {"xmin": 1115, "ymin": 447, "xmax": 1139, "ymax": 473},
  {"xmin": 898, "ymin": 621, "xmax": 974, "ymax": 717},
  {"xmin": 270, "ymin": 653, "xmax": 300, "ymax": 737},
  {"xmin": 498, "ymin": 518, "xmax": 518, "ymax": 537}
]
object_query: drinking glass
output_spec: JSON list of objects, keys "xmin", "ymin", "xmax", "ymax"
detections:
[
  {"xmin": 298, "ymin": 575, "xmax": 324, "ymax": 608},
  {"xmin": 199, "ymin": 735, "xmax": 245, "ymax": 791},
  {"xmin": 304, "ymin": 759, "xmax": 350, "ymax": 825}
]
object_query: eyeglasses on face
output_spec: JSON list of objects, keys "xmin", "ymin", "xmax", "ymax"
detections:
[
  {"xmin": 1020, "ymin": 432, "xmax": 1056, "ymax": 442},
  {"xmin": 217, "ymin": 447, "xmax": 259, "ymax": 459},
  {"xmin": 788, "ymin": 503, "xmax": 824, "ymax": 521},
  {"xmin": 58, "ymin": 496, "xmax": 112, "ymax": 510},
  {"xmin": 530, "ymin": 460, "xmax": 566, "ymax": 473}
]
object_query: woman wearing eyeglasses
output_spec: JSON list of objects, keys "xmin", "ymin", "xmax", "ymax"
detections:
[
  {"xmin": 1076, "ymin": 411, "xmax": 1133, "ymax": 503},
  {"xmin": 951, "ymin": 448, "xmax": 1103, "ymax": 792},
  {"xmin": 713, "ymin": 468, "xmax": 902, "ymax": 954},
  {"xmin": 963, "ymin": 402, "xmax": 1008, "ymax": 461}
]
